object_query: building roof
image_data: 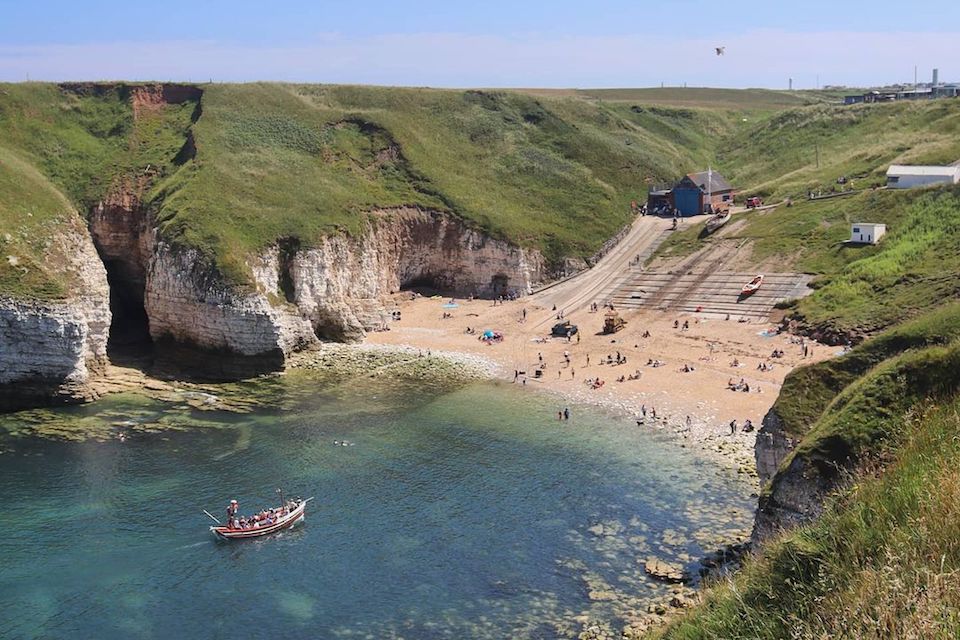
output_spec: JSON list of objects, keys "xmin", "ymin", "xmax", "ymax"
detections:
[
  {"xmin": 887, "ymin": 164, "xmax": 960, "ymax": 176},
  {"xmin": 685, "ymin": 170, "xmax": 733, "ymax": 193},
  {"xmin": 852, "ymin": 222, "xmax": 886, "ymax": 227}
]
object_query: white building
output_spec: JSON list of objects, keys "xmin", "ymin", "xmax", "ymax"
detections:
[
  {"xmin": 886, "ymin": 164, "xmax": 960, "ymax": 189},
  {"xmin": 850, "ymin": 223, "xmax": 886, "ymax": 245}
]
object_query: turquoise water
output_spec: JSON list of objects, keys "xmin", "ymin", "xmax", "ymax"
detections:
[{"xmin": 0, "ymin": 379, "xmax": 753, "ymax": 639}]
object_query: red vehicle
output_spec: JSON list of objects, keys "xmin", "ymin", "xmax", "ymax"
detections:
[{"xmin": 745, "ymin": 197, "xmax": 763, "ymax": 209}]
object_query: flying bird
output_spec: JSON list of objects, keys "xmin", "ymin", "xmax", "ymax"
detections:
[{"xmin": 715, "ymin": 47, "xmax": 725, "ymax": 56}]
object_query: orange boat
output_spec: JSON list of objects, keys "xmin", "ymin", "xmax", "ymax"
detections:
[{"xmin": 741, "ymin": 274, "xmax": 763, "ymax": 295}]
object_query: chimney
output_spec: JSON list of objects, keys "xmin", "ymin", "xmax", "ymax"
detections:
[{"xmin": 933, "ymin": 68, "xmax": 939, "ymax": 87}]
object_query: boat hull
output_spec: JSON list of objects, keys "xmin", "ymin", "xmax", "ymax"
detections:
[
  {"xmin": 740, "ymin": 275, "xmax": 764, "ymax": 295},
  {"xmin": 705, "ymin": 212, "xmax": 731, "ymax": 234}
]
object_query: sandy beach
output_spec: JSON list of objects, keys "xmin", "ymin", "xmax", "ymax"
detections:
[{"xmin": 366, "ymin": 293, "xmax": 833, "ymax": 478}]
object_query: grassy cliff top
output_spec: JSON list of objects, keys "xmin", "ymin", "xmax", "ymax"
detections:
[
  {"xmin": 2, "ymin": 81, "xmax": 768, "ymax": 295},
  {"xmin": 3, "ymin": 82, "xmax": 959, "ymax": 302},
  {"xmin": 151, "ymin": 83, "xmax": 743, "ymax": 281}
]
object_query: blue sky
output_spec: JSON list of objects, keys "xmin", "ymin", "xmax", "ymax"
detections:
[{"xmin": 1, "ymin": 0, "xmax": 958, "ymax": 87}]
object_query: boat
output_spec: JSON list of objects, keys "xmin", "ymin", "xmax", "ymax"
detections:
[
  {"xmin": 208, "ymin": 496, "xmax": 313, "ymax": 541},
  {"xmin": 741, "ymin": 274, "xmax": 764, "ymax": 295},
  {"xmin": 704, "ymin": 210, "xmax": 731, "ymax": 234}
]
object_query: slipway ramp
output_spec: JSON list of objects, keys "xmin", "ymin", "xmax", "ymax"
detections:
[
  {"xmin": 607, "ymin": 270, "xmax": 813, "ymax": 319},
  {"xmin": 529, "ymin": 215, "xmax": 678, "ymax": 327}
]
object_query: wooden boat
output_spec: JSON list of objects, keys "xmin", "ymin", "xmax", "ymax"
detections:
[
  {"xmin": 209, "ymin": 497, "xmax": 313, "ymax": 541},
  {"xmin": 704, "ymin": 211, "xmax": 731, "ymax": 234},
  {"xmin": 741, "ymin": 274, "xmax": 764, "ymax": 295}
]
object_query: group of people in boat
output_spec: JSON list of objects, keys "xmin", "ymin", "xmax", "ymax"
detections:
[{"xmin": 225, "ymin": 499, "xmax": 296, "ymax": 531}]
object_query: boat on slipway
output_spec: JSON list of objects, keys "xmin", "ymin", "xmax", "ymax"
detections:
[
  {"xmin": 740, "ymin": 274, "xmax": 764, "ymax": 296},
  {"xmin": 704, "ymin": 210, "xmax": 732, "ymax": 234},
  {"xmin": 207, "ymin": 496, "xmax": 313, "ymax": 541}
]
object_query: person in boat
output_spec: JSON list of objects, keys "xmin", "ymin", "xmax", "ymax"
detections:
[{"xmin": 226, "ymin": 499, "xmax": 239, "ymax": 529}]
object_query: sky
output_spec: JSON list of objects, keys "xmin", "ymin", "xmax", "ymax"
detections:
[{"xmin": 1, "ymin": 0, "xmax": 958, "ymax": 88}]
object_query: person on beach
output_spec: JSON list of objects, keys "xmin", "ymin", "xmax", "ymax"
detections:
[
  {"xmin": 558, "ymin": 410, "xmax": 563, "ymax": 420},
  {"xmin": 571, "ymin": 368, "xmax": 576, "ymax": 379},
  {"xmin": 564, "ymin": 407, "xmax": 570, "ymax": 420},
  {"xmin": 729, "ymin": 419, "xmax": 737, "ymax": 435}
]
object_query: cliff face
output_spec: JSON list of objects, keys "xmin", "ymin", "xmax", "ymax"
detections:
[
  {"xmin": 141, "ymin": 207, "xmax": 543, "ymax": 359},
  {"xmin": 0, "ymin": 222, "xmax": 110, "ymax": 410},
  {"xmin": 752, "ymin": 407, "xmax": 832, "ymax": 543},
  {"xmin": 289, "ymin": 207, "xmax": 544, "ymax": 340}
]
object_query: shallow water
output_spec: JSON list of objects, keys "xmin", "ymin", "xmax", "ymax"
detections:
[{"xmin": 0, "ymin": 378, "xmax": 753, "ymax": 639}]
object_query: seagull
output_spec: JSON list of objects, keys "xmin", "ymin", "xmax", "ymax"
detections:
[{"xmin": 715, "ymin": 47, "xmax": 725, "ymax": 56}]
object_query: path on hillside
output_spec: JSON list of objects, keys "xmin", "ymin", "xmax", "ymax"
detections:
[{"xmin": 529, "ymin": 215, "xmax": 686, "ymax": 328}]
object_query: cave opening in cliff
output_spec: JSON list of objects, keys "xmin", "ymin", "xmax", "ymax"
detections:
[
  {"xmin": 103, "ymin": 258, "xmax": 153, "ymax": 361},
  {"xmin": 402, "ymin": 275, "xmax": 448, "ymax": 297}
]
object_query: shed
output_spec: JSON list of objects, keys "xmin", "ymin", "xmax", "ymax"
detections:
[
  {"xmin": 671, "ymin": 170, "xmax": 735, "ymax": 216},
  {"xmin": 886, "ymin": 164, "xmax": 960, "ymax": 189},
  {"xmin": 850, "ymin": 223, "xmax": 886, "ymax": 245}
]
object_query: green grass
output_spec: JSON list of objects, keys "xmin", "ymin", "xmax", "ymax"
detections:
[
  {"xmin": 149, "ymin": 83, "xmax": 739, "ymax": 283},
  {"xmin": 720, "ymin": 99, "xmax": 960, "ymax": 199},
  {"xmin": 655, "ymin": 393, "xmax": 960, "ymax": 639},
  {"xmin": 0, "ymin": 147, "xmax": 77, "ymax": 298},
  {"xmin": 769, "ymin": 300, "xmax": 960, "ymax": 444},
  {"xmin": 0, "ymin": 82, "xmax": 198, "ymax": 298},
  {"xmin": 0, "ymin": 82, "xmax": 752, "ymax": 295},
  {"xmin": 793, "ymin": 188, "xmax": 960, "ymax": 336},
  {"xmin": 656, "ymin": 98, "xmax": 960, "ymax": 272}
]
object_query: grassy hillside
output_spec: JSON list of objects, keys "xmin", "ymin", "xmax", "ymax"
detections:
[
  {"xmin": 152, "ymin": 83, "xmax": 738, "ymax": 281},
  {"xmin": 1, "ymin": 82, "xmax": 749, "ymax": 295},
  {"xmin": 0, "ymin": 82, "xmax": 197, "ymax": 299},
  {"xmin": 719, "ymin": 99, "xmax": 960, "ymax": 199},
  {"xmin": 655, "ymin": 394, "xmax": 960, "ymax": 638}
]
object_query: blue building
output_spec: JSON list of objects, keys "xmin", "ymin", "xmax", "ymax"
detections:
[{"xmin": 671, "ymin": 171, "xmax": 735, "ymax": 216}]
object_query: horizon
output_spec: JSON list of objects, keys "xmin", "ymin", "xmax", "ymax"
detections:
[{"xmin": 2, "ymin": 0, "xmax": 959, "ymax": 89}]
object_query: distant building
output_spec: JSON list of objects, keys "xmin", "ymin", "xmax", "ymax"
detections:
[
  {"xmin": 850, "ymin": 223, "xmax": 886, "ymax": 245},
  {"xmin": 886, "ymin": 164, "xmax": 960, "ymax": 189},
  {"xmin": 671, "ymin": 170, "xmax": 735, "ymax": 216},
  {"xmin": 844, "ymin": 95, "xmax": 866, "ymax": 105},
  {"xmin": 645, "ymin": 187, "xmax": 672, "ymax": 213}
]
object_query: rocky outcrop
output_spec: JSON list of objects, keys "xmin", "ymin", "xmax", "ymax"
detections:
[
  {"xmin": 145, "ymin": 242, "xmax": 317, "ymax": 373},
  {"xmin": 752, "ymin": 453, "xmax": 837, "ymax": 542},
  {"xmin": 752, "ymin": 407, "xmax": 832, "ymax": 542},
  {"xmin": 754, "ymin": 407, "xmax": 797, "ymax": 486},
  {"xmin": 288, "ymin": 207, "xmax": 545, "ymax": 341},
  {"xmin": 0, "ymin": 221, "xmax": 110, "ymax": 410},
  {"xmin": 142, "ymin": 207, "xmax": 543, "ymax": 365}
]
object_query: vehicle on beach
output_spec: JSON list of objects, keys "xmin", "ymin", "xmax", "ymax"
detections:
[
  {"xmin": 206, "ymin": 496, "xmax": 313, "ymax": 541},
  {"xmin": 551, "ymin": 321, "xmax": 578, "ymax": 337},
  {"xmin": 741, "ymin": 274, "xmax": 764, "ymax": 295},
  {"xmin": 603, "ymin": 310, "xmax": 626, "ymax": 334}
]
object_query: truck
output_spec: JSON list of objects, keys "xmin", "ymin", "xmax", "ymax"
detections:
[{"xmin": 603, "ymin": 311, "xmax": 626, "ymax": 334}]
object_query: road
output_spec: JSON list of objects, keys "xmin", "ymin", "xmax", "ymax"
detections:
[{"xmin": 529, "ymin": 214, "xmax": 687, "ymax": 329}]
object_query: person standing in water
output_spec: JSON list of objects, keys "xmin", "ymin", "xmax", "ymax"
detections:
[{"xmin": 564, "ymin": 407, "xmax": 570, "ymax": 420}]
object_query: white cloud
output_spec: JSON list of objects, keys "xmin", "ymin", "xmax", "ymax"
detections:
[{"xmin": 0, "ymin": 29, "xmax": 956, "ymax": 88}]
